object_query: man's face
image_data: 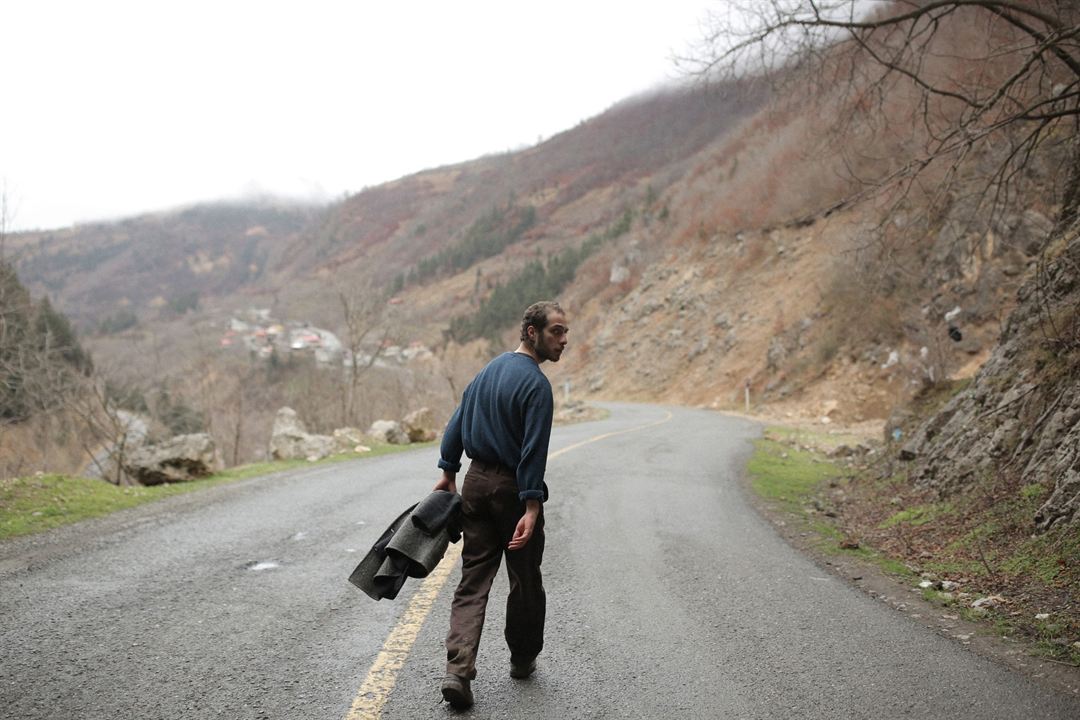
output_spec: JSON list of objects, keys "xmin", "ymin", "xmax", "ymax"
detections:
[{"xmin": 530, "ymin": 311, "xmax": 569, "ymax": 363}]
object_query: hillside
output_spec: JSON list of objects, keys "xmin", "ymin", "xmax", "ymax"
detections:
[
  {"xmin": 7, "ymin": 74, "xmax": 1028, "ymax": 451},
  {"xmin": 5, "ymin": 85, "xmax": 772, "ymax": 466},
  {"xmin": 11, "ymin": 201, "xmax": 316, "ymax": 328},
  {"xmin": 4, "ymin": 6, "xmax": 1070, "ymax": 480}
]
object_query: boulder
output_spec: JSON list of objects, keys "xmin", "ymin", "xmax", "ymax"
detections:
[
  {"xmin": 332, "ymin": 427, "xmax": 370, "ymax": 454},
  {"xmin": 828, "ymin": 444, "xmax": 855, "ymax": 458},
  {"xmin": 123, "ymin": 433, "xmax": 221, "ymax": 486},
  {"xmin": 368, "ymin": 419, "xmax": 411, "ymax": 445},
  {"xmin": 401, "ymin": 408, "xmax": 438, "ymax": 443},
  {"xmin": 271, "ymin": 406, "xmax": 305, "ymax": 437},
  {"xmin": 269, "ymin": 407, "xmax": 335, "ymax": 461}
]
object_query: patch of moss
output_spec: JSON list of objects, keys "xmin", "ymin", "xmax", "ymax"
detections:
[
  {"xmin": 810, "ymin": 519, "xmax": 843, "ymax": 541},
  {"xmin": 1001, "ymin": 527, "xmax": 1080, "ymax": 585},
  {"xmin": 949, "ymin": 521, "xmax": 1002, "ymax": 550},
  {"xmin": 1020, "ymin": 482, "xmax": 1047, "ymax": 501},
  {"xmin": 1004, "ymin": 550, "xmax": 1062, "ymax": 584},
  {"xmin": 921, "ymin": 557, "xmax": 988, "ymax": 578},
  {"xmin": 764, "ymin": 426, "xmax": 865, "ymax": 451},
  {"xmin": 876, "ymin": 556, "xmax": 916, "ymax": 578},
  {"xmin": 921, "ymin": 588, "xmax": 957, "ymax": 606},
  {"xmin": 880, "ymin": 502, "xmax": 955, "ymax": 528}
]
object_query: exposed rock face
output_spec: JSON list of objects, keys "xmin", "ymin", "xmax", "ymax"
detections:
[
  {"xmin": 368, "ymin": 419, "xmax": 411, "ymax": 445},
  {"xmin": 898, "ymin": 227, "xmax": 1080, "ymax": 531},
  {"xmin": 269, "ymin": 407, "xmax": 335, "ymax": 461},
  {"xmin": 123, "ymin": 433, "xmax": 221, "ymax": 486},
  {"xmin": 401, "ymin": 408, "xmax": 437, "ymax": 443}
]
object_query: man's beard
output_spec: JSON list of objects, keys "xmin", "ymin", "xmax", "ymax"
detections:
[{"xmin": 530, "ymin": 335, "xmax": 560, "ymax": 362}]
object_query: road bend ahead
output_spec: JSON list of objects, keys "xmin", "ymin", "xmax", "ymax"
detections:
[{"xmin": 2, "ymin": 403, "xmax": 1078, "ymax": 719}]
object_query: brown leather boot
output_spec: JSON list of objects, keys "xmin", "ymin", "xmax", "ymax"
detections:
[{"xmin": 440, "ymin": 673, "xmax": 474, "ymax": 709}]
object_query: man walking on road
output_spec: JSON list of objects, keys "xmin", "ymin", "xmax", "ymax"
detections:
[{"xmin": 434, "ymin": 300, "xmax": 568, "ymax": 710}]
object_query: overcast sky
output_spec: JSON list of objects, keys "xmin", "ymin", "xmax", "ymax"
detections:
[{"xmin": 2, "ymin": 1, "xmax": 717, "ymax": 231}]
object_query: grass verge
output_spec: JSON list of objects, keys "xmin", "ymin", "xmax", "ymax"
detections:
[
  {"xmin": 747, "ymin": 433, "xmax": 916, "ymax": 581},
  {"xmin": 0, "ymin": 442, "xmax": 432, "ymax": 541},
  {"xmin": 748, "ymin": 426, "xmax": 1080, "ymax": 670}
]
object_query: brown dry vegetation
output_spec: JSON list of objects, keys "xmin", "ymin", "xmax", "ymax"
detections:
[{"xmin": 2, "ymin": 6, "xmax": 1073, "ymax": 483}]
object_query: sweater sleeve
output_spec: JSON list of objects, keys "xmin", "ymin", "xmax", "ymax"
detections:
[
  {"xmin": 515, "ymin": 381, "xmax": 553, "ymax": 502},
  {"xmin": 438, "ymin": 404, "xmax": 464, "ymax": 473}
]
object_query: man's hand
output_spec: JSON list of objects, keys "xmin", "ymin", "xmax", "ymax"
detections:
[
  {"xmin": 508, "ymin": 499, "xmax": 541, "ymax": 551},
  {"xmin": 433, "ymin": 470, "xmax": 457, "ymax": 495}
]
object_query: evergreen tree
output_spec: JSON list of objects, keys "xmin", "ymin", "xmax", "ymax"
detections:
[{"xmin": 0, "ymin": 260, "xmax": 92, "ymax": 422}]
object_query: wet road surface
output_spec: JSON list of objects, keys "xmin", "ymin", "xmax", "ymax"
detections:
[{"xmin": 2, "ymin": 403, "xmax": 1078, "ymax": 719}]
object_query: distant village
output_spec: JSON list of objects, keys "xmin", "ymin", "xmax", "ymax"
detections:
[{"xmin": 219, "ymin": 308, "xmax": 433, "ymax": 368}]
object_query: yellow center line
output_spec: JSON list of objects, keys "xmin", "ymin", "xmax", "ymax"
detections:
[
  {"xmin": 547, "ymin": 410, "xmax": 673, "ymax": 460},
  {"xmin": 344, "ymin": 408, "xmax": 674, "ymax": 719},
  {"xmin": 345, "ymin": 542, "xmax": 462, "ymax": 720}
]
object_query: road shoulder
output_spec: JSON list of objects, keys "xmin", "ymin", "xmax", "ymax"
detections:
[{"xmin": 736, "ymin": 427, "xmax": 1080, "ymax": 700}]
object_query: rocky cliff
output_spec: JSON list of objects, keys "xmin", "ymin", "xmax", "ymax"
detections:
[{"xmin": 899, "ymin": 223, "xmax": 1080, "ymax": 531}]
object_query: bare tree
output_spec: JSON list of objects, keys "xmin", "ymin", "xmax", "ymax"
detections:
[
  {"xmin": 67, "ymin": 376, "xmax": 142, "ymax": 485},
  {"xmin": 337, "ymin": 283, "xmax": 394, "ymax": 426},
  {"xmin": 680, "ymin": 1, "xmax": 1080, "ymax": 238},
  {"xmin": 216, "ymin": 362, "xmax": 251, "ymax": 467},
  {"xmin": 229, "ymin": 375, "xmax": 245, "ymax": 467}
]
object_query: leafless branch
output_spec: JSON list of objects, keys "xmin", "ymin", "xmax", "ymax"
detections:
[{"xmin": 682, "ymin": 0, "xmax": 1080, "ymax": 243}]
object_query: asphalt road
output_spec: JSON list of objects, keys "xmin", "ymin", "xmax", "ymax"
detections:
[{"xmin": 2, "ymin": 403, "xmax": 1078, "ymax": 719}]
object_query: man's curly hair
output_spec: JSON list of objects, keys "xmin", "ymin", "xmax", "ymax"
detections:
[{"xmin": 520, "ymin": 301, "xmax": 563, "ymax": 342}]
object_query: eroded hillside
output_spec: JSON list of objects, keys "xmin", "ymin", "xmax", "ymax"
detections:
[{"xmin": 6, "ymin": 10, "xmax": 1069, "ymax": 469}]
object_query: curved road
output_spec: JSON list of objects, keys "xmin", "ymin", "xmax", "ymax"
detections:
[{"xmin": 1, "ymin": 404, "xmax": 1077, "ymax": 719}]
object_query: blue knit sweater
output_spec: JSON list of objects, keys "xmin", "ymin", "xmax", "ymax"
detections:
[{"xmin": 438, "ymin": 352, "xmax": 554, "ymax": 502}]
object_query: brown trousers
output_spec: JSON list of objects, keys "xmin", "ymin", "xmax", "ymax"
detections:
[{"xmin": 445, "ymin": 461, "xmax": 546, "ymax": 679}]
